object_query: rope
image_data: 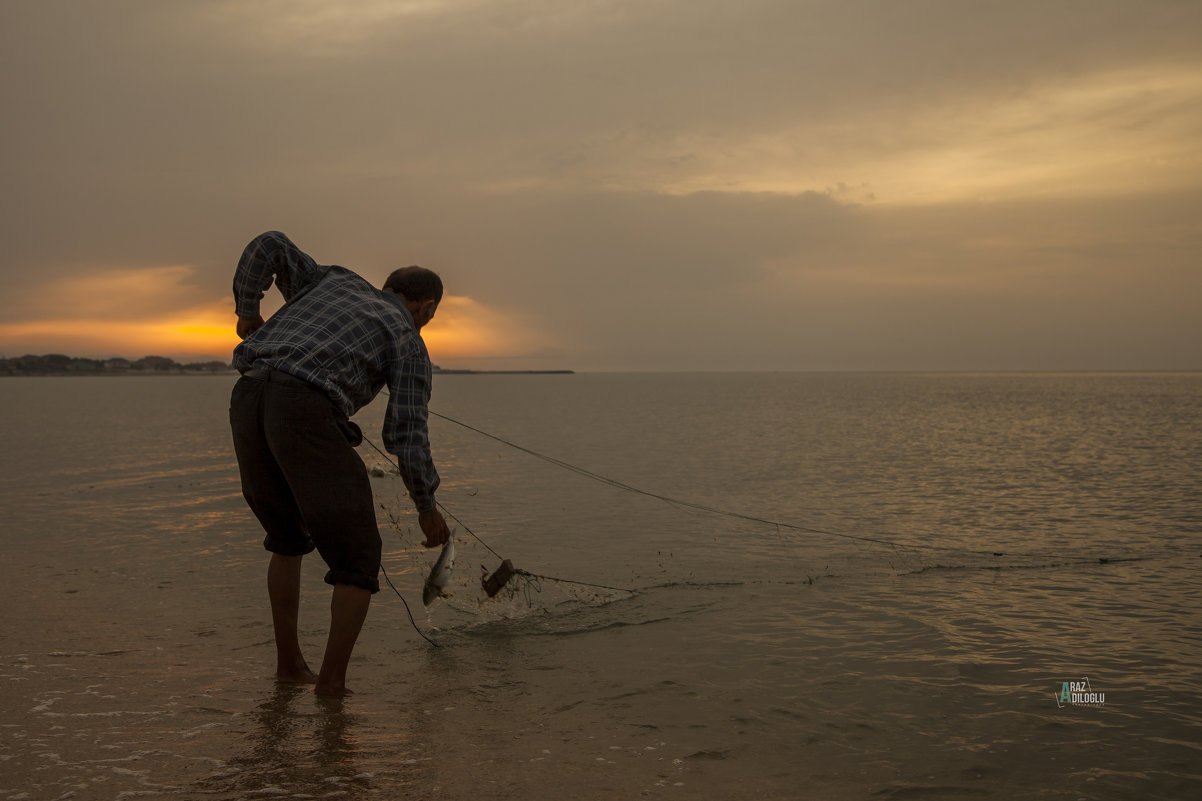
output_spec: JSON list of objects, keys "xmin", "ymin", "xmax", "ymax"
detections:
[
  {"xmin": 363, "ymin": 436, "xmax": 635, "ymax": 605},
  {"xmin": 425, "ymin": 411, "xmax": 1187, "ymax": 566},
  {"xmin": 365, "ymin": 409, "xmax": 1160, "ymax": 637},
  {"xmin": 426, "ymin": 411, "xmax": 1010, "ymax": 558},
  {"xmin": 513, "ymin": 568, "xmax": 631, "ymax": 595},
  {"xmin": 380, "ymin": 563, "xmax": 441, "ymax": 648}
]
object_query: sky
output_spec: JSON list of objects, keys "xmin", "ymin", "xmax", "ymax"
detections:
[{"xmin": 1, "ymin": 0, "xmax": 1200, "ymax": 371}]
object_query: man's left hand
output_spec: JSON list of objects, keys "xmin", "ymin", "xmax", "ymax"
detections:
[{"xmin": 237, "ymin": 314, "xmax": 265, "ymax": 339}]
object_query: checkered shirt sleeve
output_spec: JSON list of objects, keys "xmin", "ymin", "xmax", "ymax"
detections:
[{"xmin": 233, "ymin": 230, "xmax": 328, "ymax": 318}]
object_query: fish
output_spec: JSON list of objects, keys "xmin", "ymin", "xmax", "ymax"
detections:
[{"xmin": 422, "ymin": 529, "xmax": 456, "ymax": 606}]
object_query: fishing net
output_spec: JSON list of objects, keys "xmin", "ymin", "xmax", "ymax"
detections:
[
  {"xmin": 367, "ymin": 459, "xmax": 633, "ymax": 630},
  {"xmin": 359, "ymin": 412, "xmax": 1163, "ymax": 644}
]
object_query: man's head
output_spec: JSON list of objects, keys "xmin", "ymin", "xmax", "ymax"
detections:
[{"xmin": 384, "ymin": 266, "xmax": 443, "ymax": 330}]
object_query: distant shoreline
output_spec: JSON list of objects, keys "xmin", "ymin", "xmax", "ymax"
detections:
[
  {"xmin": 0, "ymin": 368, "xmax": 576, "ymax": 377},
  {"xmin": 433, "ymin": 368, "xmax": 574, "ymax": 375},
  {"xmin": 1, "ymin": 370, "xmax": 239, "ymax": 377},
  {"xmin": 0, "ymin": 353, "xmax": 574, "ymax": 377},
  {"xmin": 1, "ymin": 354, "xmax": 233, "ymax": 377}
]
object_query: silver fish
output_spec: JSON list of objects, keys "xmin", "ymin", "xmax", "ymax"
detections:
[{"xmin": 422, "ymin": 530, "xmax": 456, "ymax": 606}]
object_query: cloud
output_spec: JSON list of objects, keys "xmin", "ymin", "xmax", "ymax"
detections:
[
  {"xmin": 1, "ymin": 0, "xmax": 1200, "ymax": 370},
  {"xmin": 0, "ymin": 257, "xmax": 551, "ymax": 365},
  {"xmin": 3, "ymin": 266, "xmax": 206, "ymax": 322},
  {"xmin": 0, "ymin": 299, "xmax": 239, "ymax": 361},
  {"xmin": 625, "ymin": 64, "xmax": 1202, "ymax": 204},
  {"xmin": 0, "ymin": 263, "xmax": 235, "ymax": 358},
  {"xmin": 420, "ymin": 294, "xmax": 555, "ymax": 366},
  {"xmin": 10, "ymin": 178, "xmax": 1195, "ymax": 370}
]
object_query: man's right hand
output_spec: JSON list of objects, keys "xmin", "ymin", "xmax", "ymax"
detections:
[
  {"xmin": 419, "ymin": 508, "xmax": 450, "ymax": 548},
  {"xmin": 237, "ymin": 314, "xmax": 265, "ymax": 339}
]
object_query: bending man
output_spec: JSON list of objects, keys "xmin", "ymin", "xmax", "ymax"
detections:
[{"xmin": 229, "ymin": 230, "xmax": 450, "ymax": 697}]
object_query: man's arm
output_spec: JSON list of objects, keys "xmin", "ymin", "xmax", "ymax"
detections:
[
  {"xmin": 232, "ymin": 231, "xmax": 327, "ymax": 327},
  {"xmin": 384, "ymin": 341, "xmax": 448, "ymax": 546}
]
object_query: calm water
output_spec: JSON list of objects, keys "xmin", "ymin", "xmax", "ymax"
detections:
[{"xmin": 1, "ymin": 372, "xmax": 1199, "ymax": 800}]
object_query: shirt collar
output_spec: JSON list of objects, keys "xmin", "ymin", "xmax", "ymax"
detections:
[{"xmin": 379, "ymin": 288, "xmax": 417, "ymax": 329}]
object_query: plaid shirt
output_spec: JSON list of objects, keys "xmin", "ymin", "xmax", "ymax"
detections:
[{"xmin": 232, "ymin": 231, "xmax": 440, "ymax": 512}]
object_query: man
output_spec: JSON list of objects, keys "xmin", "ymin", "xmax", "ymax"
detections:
[{"xmin": 229, "ymin": 230, "xmax": 450, "ymax": 698}]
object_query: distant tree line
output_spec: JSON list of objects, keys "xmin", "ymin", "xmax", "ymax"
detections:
[{"xmin": 0, "ymin": 354, "xmax": 234, "ymax": 376}]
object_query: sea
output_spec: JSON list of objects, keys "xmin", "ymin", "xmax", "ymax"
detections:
[{"xmin": 1, "ymin": 371, "xmax": 1199, "ymax": 800}]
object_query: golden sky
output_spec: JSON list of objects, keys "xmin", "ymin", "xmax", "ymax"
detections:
[{"xmin": 1, "ymin": 0, "xmax": 1199, "ymax": 370}]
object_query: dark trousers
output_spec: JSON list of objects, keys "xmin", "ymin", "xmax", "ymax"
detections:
[{"xmin": 229, "ymin": 370, "xmax": 380, "ymax": 593}]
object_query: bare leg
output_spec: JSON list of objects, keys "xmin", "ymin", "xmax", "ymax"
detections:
[
  {"xmin": 268, "ymin": 553, "xmax": 317, "ymax": 683},
  {"xmin": 314, "ymin": 584, "xmax": 372, "ymax": 697}
]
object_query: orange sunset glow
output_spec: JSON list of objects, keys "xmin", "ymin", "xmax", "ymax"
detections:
[
  {"xmin": 0, "ymin": 278, "xmax": 537, "ymax": 366},
  {"xmin": 0, "ymin": 2, "xmax": 1199, "ymax": 371},
  {"xmin": 0, "ymin": 317, "xmax": 236, "ymax": 361}
]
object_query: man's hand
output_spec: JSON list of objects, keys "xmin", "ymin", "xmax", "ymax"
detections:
[
  {"xmin": 419, "ymin": 508, "xmax": 450, "ymax": 548},
  {"xmin": 237, "ymin": 314, "xmax": 265, "ymax": 339}
]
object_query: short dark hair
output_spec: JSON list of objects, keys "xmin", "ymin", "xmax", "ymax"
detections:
[{"xmin": 383, "ymin": 266, "xmax": 443, "ymax": 304}]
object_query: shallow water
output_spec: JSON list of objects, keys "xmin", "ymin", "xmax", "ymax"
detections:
[{"xmin": 1, "ymin": 372, "xmax": 1200, "ymax": 800}]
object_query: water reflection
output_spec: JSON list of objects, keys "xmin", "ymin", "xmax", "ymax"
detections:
[{"xmin": 195, "ymin": 683, "xmax": 387, "ymax": 798}]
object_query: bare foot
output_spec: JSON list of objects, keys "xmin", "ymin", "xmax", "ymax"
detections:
[
  {"xmin": 314, "ymin": 682, "xmax": 354, "ymax": 698},
  {"xmin": 276, "ymin": 665, "xmax": 318, "ymax": 684}
]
